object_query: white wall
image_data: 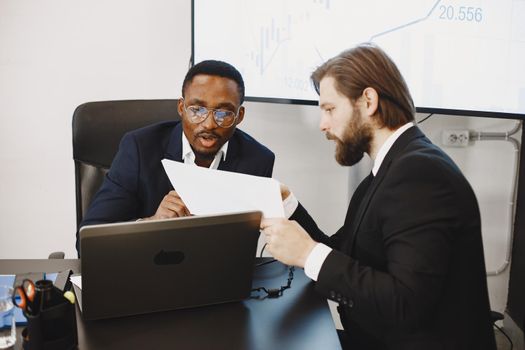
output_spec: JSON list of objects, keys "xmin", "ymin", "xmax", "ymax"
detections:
[
  {"xmin": 0, "ymin": 0, "xmax": 192, "ymax": 257},
  {"xmin": 0, "ymin": 0, "xmax": 519, "ymax": 325}
]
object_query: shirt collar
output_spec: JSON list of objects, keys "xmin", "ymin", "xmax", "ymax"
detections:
[
  {"xmin": 371, "ymin": 122, "xmax": 414, "ymax": 176},
  {"xmin": 181, "ymin": 130, "xmax": 229, "ymax": 170}
]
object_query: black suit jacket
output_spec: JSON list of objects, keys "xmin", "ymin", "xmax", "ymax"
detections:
[
  {"xmin": 77, "ymin": 121, "xmax": 274, "ymax": 252},
  {"xmin": 292, "ymin": 126, "xmax": 495, "ymax": 350}
]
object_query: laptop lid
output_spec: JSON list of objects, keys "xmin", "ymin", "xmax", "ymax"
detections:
[{"xmin": 79, "ymin": 210, "xmax": 262, "ymax": 320}]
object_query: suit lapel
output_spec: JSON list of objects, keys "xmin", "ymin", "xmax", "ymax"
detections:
[
  {"xmin": 159, "ymin": 123, "xmax": 184, "ymax": 191},
  {"xmin": 346, "ymin": 172, "xmax": 382, "ymax": 252},
  {"xmin": 347, "ymin": 126, "xmax": 426, "ymax": 252},
  {"xmin": 217, "ymin": 129, "xmax": 240, "ymax": 172},
  {"xmin": 164, "ymin": 122, "xmax": 184, "ymax": 162}
]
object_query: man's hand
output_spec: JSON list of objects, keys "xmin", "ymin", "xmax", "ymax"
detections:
[
  {"xmin": 260, "ymin": 218, "xmax": 317, "ymax": 268},
  {"xmin": 280, "ymin": 183, "xmax": 291, "ymax": 201},
  {"xmin": 146, "ymin": 190, "xmax": 191, "ymax": 220}
]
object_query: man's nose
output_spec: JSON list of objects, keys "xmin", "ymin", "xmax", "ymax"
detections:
[
  {"xmin": 200, "ymin": 111, "xmax": 218, "ymax": 129},
  {"xmin": 319, "ymin": 113, "xmax": 329, "ymax": 132}
]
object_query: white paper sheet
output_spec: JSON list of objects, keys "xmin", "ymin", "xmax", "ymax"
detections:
[
  {"xmin": 161, "ymin": 159, "xmax": 284, "ymax": 218},
  {"xmin": 70, "ymin": 275, "xmax": 82, "ymax": 290}
]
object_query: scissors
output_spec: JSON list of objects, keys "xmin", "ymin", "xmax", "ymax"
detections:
[{"xmin": 12, "ymin": 279, "xmax": 36, "ymax": 314}]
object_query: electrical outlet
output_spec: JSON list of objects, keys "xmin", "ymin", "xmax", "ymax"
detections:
[{"xmin": 442, "ymin": 129, "xmax": 470, "ymax": 147}]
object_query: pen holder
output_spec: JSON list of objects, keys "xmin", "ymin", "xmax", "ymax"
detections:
[{"xmin": 21, "ymin": 280, "xmax": 78, "ymax": 350}]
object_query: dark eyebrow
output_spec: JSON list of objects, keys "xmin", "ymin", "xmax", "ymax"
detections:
[
  {"xmin": 217, "ymin": 102, "xmax": 237, "ymax": 110},
  {"xmin": 186, "ymin": 98, "xmax": 206, "ymax": 106},
  {"xmin": 215, "ymin": 102, "xmax": 237, "ymax": 111},
  {"xmin": 187, "ymin": 99, "xmax": 237, "ymax": 111}
]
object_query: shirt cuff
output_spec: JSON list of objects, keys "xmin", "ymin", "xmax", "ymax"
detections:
[
  {"xmin": 283, "ymin": 192, "xmax": 299, "ymax": 219},
  {"xmin": 304, "ymin": 243, "xmax": 332, "ymax": 281}
]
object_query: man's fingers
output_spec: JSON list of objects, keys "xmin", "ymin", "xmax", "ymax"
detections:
[
  {"xmin": 260, "ymin": 217, "xmax": 284, "ymax": 230},
  {"xmin": 168, "ymin": 190, "xmax": 181, "ymax": 197},
  {"xmin": 279, "ymin": 183, "xmax": 291, "ymax": 201},
  {"xmin": 165, "ymin": 193, "xmax": 184, "ymax": 204},
  {"xmin": 167, "ymin": 203, "xmax": 187, "ymax": 216},
  {"xmin": 161, "ymin": 193, "xmax": 191, "ymax": 216},
  {"xmin": 265, "ymin": 242, "xmax": 275, "ymax": 256}
]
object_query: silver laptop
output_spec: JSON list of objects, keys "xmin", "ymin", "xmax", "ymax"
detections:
[{"xmin": 78, "ymin": 211, "xmax": 262, "ymax": 320}]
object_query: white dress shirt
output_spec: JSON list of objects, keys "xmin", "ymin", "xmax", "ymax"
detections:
[{"xmin": 303, "ymin": 122, "xmax": 415, "ymax": 281}]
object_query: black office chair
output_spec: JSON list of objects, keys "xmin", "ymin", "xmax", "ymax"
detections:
[{"xmin": 72, "ymin": 99, "xmax": 181, "ymax": 227}]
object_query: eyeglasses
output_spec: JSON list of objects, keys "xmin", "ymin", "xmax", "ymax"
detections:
[{"xmin": 181, "ymin": 99, "xmax": 239, "ymax": 128}]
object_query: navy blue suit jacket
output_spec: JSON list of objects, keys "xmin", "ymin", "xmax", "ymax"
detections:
[{"xmin": 77, "ymin": 121, "xmax": 274, "ymax": 252}]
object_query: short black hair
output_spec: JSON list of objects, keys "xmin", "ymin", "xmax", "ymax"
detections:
[{"xmin": 182, "ymin": 60, "xmax": 245, "ymax": 104}]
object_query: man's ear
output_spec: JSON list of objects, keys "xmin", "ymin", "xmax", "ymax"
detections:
[
  {"xmin": 177, "ymin": 98, "xmax": 185, "ymax": 117},
  {"xmin": 235, "ymin": 106, "xmax": 245, "ymax": 125},
  {"xmin": 362, "ymin": 87, "xmax": 379, "ymax": 117}
]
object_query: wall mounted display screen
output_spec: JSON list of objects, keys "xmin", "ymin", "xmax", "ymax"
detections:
[{"xmin": 193, "ymin": 0, "xmax": 525, "ymax": 119}]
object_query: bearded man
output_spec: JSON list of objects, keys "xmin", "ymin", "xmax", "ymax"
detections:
[{"xmin": 261, "ymin": 44, "xmax": 496, "ymax": 350}]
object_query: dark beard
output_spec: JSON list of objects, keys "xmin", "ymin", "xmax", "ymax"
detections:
[
  {"xmin": 193, "ymin": 148, "xmax": 216, "ymax": 161},
  {"xmin": 329, "ymin": 112, "xmax": 373, "ymax": 166}
]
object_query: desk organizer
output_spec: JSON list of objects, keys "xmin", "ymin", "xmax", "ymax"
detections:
[{"xmin": 21, "ymin": 280, "xmax": 78, "ymax": 350}]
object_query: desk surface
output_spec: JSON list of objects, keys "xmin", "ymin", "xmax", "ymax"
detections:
[{"xmin": 0, "ymin": 259, "xmax": 341, "ymax": 350}]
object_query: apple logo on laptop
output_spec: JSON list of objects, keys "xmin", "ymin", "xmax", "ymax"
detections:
[{"xmin": 154, "ymin": 249, "xmax": 185, "ymax": 265}]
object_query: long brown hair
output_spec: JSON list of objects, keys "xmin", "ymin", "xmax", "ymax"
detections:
[{"xmin": 311, "ymin": 43, "xmax": 415, "ymax": 129}]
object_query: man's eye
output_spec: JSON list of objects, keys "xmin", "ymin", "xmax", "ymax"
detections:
[
  {"xmin": 190, "ymin": 106, "xmax": 206, "ymax": 114},
  {"xmin": 214, "ymin": 110, "xmax": 231, "ymax": 118}
]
